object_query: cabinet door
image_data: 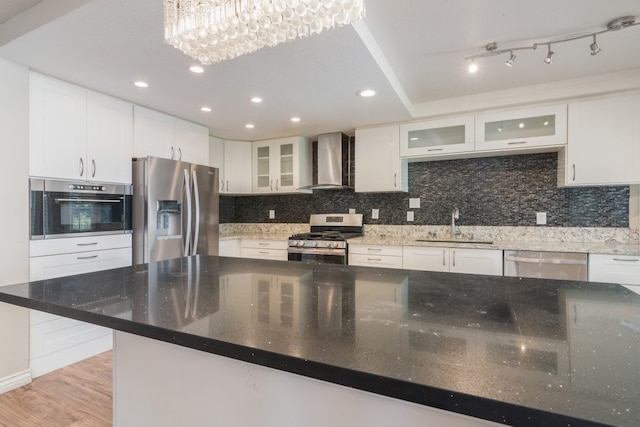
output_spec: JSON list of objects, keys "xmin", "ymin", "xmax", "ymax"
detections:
[
  {"xmin": 86, "ymin": 92, "xmax": 133, "ymax": 183},
  {"xmin": 133, "ymin": 106, "xmax": 175, "ymax": 159},
  {"xmin": 400, "ymin": 116, "xmax": 474, "ymax": 158},
  {"xmin": 223, "ymin": 140, "xmax": 252, "ymax": 194},
  {"xmin": 588, "ymin": 254, "xmax": 640, "ymax": 286},
  {"xmin": 449, "ymin": 248, "xmax": 503, "ymax": 276},
  {"xmin": 175, "ymin": 118, "xmax": 209, "ymax": 165},
  {"xmin": 475, "ymin": 105, "xmax": 567, "ymax": 151},
  {"xmin": 253, "ymin": 141, "xmax": 272, "ymax": 193},
  {"xmin": 402, "ymin": 246, "xmax": 449, "ymax": 272},
  {"xmin": 355, "ymin": 125, "xmax": 407, "ymax": 192},
  {"xmin": 564, "ymin": 95, "xmax": 640, "ymax": 186},
  {"xmin": 209, "ymin": 135, "xmax": 224, "ymax": 179},
  {"xmin": 30, "ymin": 73, "xmax": 87, "ymax": 180}
]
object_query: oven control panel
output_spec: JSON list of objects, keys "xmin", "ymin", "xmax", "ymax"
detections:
[{"xmin": 288, "ymin": 240, "xmax": 347, "ymax": 249}]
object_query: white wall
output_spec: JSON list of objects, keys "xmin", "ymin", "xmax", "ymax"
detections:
[{"xmin": 0, "ymin": 58, "xmax": 31, "ymax": 392}]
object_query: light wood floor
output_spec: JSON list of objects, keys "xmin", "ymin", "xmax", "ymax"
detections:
[{"xmin": 0, "ymin": 351, "xmax": 112, "ymax": 427}]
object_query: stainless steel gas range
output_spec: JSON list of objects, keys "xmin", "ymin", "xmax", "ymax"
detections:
[{"xmin": 287, "ymin": 213, "xmax": 364, "ymax": 264}]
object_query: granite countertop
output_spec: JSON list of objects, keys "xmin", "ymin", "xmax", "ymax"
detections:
[
  {"xmin": 220, "ymin": 233, "xmax": 291, "ymax": 241},
  {"xmin": 1, "ymin": 256, "xmax": 638, "ymax": 426}
]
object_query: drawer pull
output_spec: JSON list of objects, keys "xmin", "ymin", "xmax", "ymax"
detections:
[
  {"xmin": 77, "ymin": 255, "xmax": 98, "ymax": 260},
  {"xmin": 612, "ymin": 258, "xmax": 639, "ymax": 262},
  {"xmin": 507, "ymin": 141, "xmax": 527, "ymax": 145},
  {"xmin": 77, "ymin": 242, "xmax": 98, "ymax": 246},
  {"xmin": 427, "ymin": 148, "xmax": 443, "ymax": 152},
  {"xmin": 367, "ymin": 257, "xmax": 382, "ymax": 261},
  {"xmin": 259, "ymin": 251, "xmax": 270, "ymax": 254},
  {"xmin": 367, "ymin": 248, "xmax": 382, "ymax": 252},
  {"xmin": 259, "ymin": 243, "xmax": 270, "ymax": 246}
]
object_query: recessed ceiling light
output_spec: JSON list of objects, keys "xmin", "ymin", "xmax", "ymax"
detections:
[
  {"xmin": 134, "ymin": 81, "xmax": 148, "ymax": 88},
  {"xmin": 189, "ymin": 65, "xmax": 204, "ymax": 73},
  {"xmin": 250, "ymin": 97, "xmax": 263, "ymax": 103},
  {"xmin": 518, "ymin": 122, "xmax": 525, "ymax": 129},
  {"xmin": 201, "ymin": 107, "xmax": 212, "ymax": 112},
  {"xmin": 468, "ymin": 62, "xmax": 478, "ymax": 73},
  {"xmin": 290, "ymin": 117, "xmax": 301, "ymax": 122},
  {"xmin": 356, "ymin": 89, "xmax": 376, "ymax": 97},
  {"xmin": 245, "ymin": 124, "xmax": 255, "ymax": 129}
]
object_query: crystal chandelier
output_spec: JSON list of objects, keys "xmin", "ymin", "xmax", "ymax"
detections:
[{"xmin": 164, "ymin": 0, "xmax": 365, "ymax": 65}]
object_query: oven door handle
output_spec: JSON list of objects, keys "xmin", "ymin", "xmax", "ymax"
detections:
[
  {"xmin": 54, "ymin": 198, "xmax": 122, "ymax": 203},
  {"xmin": 287, "ymin": 247, "xmax": 346, "ymax": 256}
]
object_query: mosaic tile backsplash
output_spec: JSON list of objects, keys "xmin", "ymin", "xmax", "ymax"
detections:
[{"xmin": 220, "ymin": 153, "xmax": 629, "ymax": 228}]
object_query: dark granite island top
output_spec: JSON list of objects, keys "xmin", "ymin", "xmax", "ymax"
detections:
[{"xmin": 1, "ymin": 255, "xmax": 639, "ymax": 426}]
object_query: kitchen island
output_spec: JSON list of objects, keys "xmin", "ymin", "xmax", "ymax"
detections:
[{"xmin": 0, "ymin": 256, "xmax": 638, "ymax": 426}]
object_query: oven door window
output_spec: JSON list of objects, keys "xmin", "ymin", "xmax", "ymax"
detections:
[
  {"xmin": 288, "ymin": 251, "xmax": 346, "ymax": 265},
  {"xmin": 44, "ymin": 192, "xmax": 130, "ymax": 236}
]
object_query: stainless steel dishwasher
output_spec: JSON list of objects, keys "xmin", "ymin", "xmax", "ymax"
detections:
[{"xmin": 504, "ymin": 251, "xmax": 588, "ymax": 281}]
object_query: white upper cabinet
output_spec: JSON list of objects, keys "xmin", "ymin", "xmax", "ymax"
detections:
[
  {"xmin": 133, "ymin": 106, "xmax": 209, "ymax": 165},
  {"xmin": 252, "ymin": 136, "xmax": 311, "ymax": 194},
  {"xmin": 559, "ymin": 94, "xmax": 640, "ymax": 186},
  {"xmin": 400, "ymin": 116, "xmax": 475, "ymax": 158},
  {"xmin": 222, "ymin": 140, "xmax": 253, "ymax": 194},
  {"xmin": 475, "ymin": 104, "xmax": 567, "ymax": 152},
  {"xmin": 355, "ymin": 125, "xmax": 407, "ymax": 192},
  {"xmin": 86, "ymin": 92, "xmax": 133, "ymax": 183},
  {"xmin": 29, "ymin": 73, "xmax": 133, "ymax": 184}
]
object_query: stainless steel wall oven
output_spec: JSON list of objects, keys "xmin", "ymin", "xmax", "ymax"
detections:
[{"xmin": 30, "ymin": 178, "xmax": 132, "ymax": 239}]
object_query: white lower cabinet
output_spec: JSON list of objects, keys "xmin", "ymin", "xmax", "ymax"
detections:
[
  {"xmin": 403, "ymin": 246, "xmax": 503, "ymax": 276},
  {"xmin": 29, "ymin": 235, "xmax": 132, "ymax": 377},
  {"xmin": 240, "ymin": 239, "xmax": 288, "ymax": 261},
  {"xmin": 348, "ymin": 244, "xmax": 403, "ymax": 269},
  {"xmin": 219, "ymin": 239, "xmax": 241, "ymax": 257},
  {"xmin": 588, "ymin": 254, "xmax": 640, "ymax": 292}
]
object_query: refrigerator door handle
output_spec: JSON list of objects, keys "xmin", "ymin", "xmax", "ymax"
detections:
[
  {"xmin": 183, "ymin": 169, "xmax": 192, "ymax": 256},
  {"xmin": 191, "ymin": 169, "xmax": 201, "ymax": 255}
]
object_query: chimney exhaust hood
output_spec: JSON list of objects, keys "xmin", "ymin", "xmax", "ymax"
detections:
[{"xmin": 300, "ymin": 132, "xmax": 353, "ymax": 190}]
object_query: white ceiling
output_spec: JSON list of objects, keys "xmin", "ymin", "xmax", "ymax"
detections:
[{"xmin": 1, "ymin": 0, "xmax": 639, "ymax": 141}]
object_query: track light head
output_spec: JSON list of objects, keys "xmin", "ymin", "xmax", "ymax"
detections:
[
  {"xmin": 544, "ymin": 45, "xmax": 554, "ymax": 64},
  {"xmin": 505, "ymin": 52, "xmax": 516, "ymax": 67},
  {"xmin": 590, "ymin": 34, "xmax": 601, "ymax": 55}
]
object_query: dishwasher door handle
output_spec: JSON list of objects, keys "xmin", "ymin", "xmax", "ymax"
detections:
[{"xmin": 504, "ymin": 256, "xmax": 587, "ymax": 265}]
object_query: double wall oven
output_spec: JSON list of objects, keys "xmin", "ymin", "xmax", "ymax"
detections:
[
  {"xmin": 30, "ymin": 178, "xmax": 132, "ymax": 239},
  {"xmin": 287, "ymin": 213, "xmax": 363, "ymax": 264}
]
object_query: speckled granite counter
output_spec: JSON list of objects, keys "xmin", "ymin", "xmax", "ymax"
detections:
[{"xmin": 1, "ymin": 256, "xmax": 638, "ymax": 426}]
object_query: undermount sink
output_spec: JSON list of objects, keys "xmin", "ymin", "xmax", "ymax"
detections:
[{"xmin": 414, "ymin": 238, "xmax": 494, "ymax": 245}]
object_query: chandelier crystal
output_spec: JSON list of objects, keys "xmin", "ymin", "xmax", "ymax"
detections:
[{"xmin": 164, "ymin": 0, "xmax": 365, "ymax": 65}]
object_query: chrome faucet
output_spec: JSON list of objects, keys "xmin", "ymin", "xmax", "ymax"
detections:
[{"xmin": 451, "ymin": 207, "xmax": 461, "ymax": 239}]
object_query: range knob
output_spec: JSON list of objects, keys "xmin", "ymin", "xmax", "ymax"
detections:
[
  {"xmin": 311, "ymin": 241, "xmax": 318, "ymax": 247},
  {"xmin": 330, "ymin": 242, "xmax": 339, "ymax": 248}
]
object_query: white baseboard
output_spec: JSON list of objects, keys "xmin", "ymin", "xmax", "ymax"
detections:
[{"xmin": 0, "ymin": 369, "xmax": 32, "ymax": 395}]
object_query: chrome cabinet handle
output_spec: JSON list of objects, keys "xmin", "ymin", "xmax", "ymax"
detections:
[
  {"xmin": 394, "ymin": 173, "xmax": 397, "ymax": 188},
  {"xmin": 91, "ymin": 159, "xmax": 96, "ymax": 177},
  {"xmin": 367, "ymin": 257, "xmax": 382, "ymax": 261},
  {"xmin": 270, "ymin": 179, "xmax": 273, "ymax": 191},
  {"xmin": 612, "ymin": 258, "xmax": 639, "ymax": 262},
  {"xmin": 367, "ymin": 248, "xmax": 382, "ymax": 252},
  {"xmin": 259, "ymin": 242, "xmax": 270, "ymax": 246},
  {"xmin": 507, "ymin": 141, "xmax": 527, "ymax": 145},
  {"xmin": 427, "ymin": 148, "xmax": 443, "ymax": 152},
  {"xmin": 259, "ymin": 251, "xmax": 270, "ymax": 255},
  {"xmin": 442, "ymin": 249, "xmax": 446, "ymax": 266},
  {"xmin": 276, "ymin": 179, "xmax": 279, "ymax": 191},
  {"xmin": 221, "ymin": 179, "xmax": 224, "ymax": 192},
  {"xmin": 77, "ymin": 242, "xmax": 98, "ymax": 246},
  {"xmin": 452, "ymin": 250, "xmax": 456, "ymax": 267},
  {"xmin": 171, "ymin": 146, "xmax": 175, "ymax": 160},
  {"xmin": 178, "ymin": 147, "xmax": 182, "ymax": 160},
  {"xmin": 226, "ymin": 180, "xmax": 229, "ymax": 192},
  {"xmin": 77, "ymin": 255, "xmax": 98, "ymax": 260},
  {"xmin": 572, "ymin": 164, "xmax": 576, "ymax": 181},
  {"xmin": 79, "ymin": 158, "xmax": 84, "ymax": 177}
]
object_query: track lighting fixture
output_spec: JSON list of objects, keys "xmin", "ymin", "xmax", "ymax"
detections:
[
  {"xmin": 544, "ymin": 45, "xmax": 554, "ymax": 64},
  {"xmin": 464, "ymin": 15, "xmax": 638, "ymax": 72},
  {"xmin": 590, "ymin": 34, "xmax": 601, "ymax": 55}
]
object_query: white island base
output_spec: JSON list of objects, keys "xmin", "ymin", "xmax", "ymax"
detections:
[{"xmin": 113, "ymin": 331, "xmax": 498, "ymax": 427}]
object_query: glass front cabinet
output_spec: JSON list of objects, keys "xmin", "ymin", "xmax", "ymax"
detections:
[
  {"xmin": 252, "ymin": 136, "xmax": 312, "ymax": 194},
  {"xmin": 400, "ymin": 116, "xmax": 475, "ymax": 158},
  {"xmin": 474, "ymin": 105, "xmax": 567, "ymax": 151}
]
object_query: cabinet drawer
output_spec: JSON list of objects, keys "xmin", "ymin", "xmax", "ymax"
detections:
[
  {"xmin": 30, "ymin": 315, "xmax": 111, "ymax": 358},
  {"xmin": 29, "ymin": 247, "xmax": 132, "ymax": 281},
  {"xmin": 349, "ymin": 253, "xmax": 403, "ymax": 269},
  {"xmin": 403, "ymin": 246, "xmax": 449, "ymax": 272},
  {"xmin": 240, "ymin": 247, "xmax": 288, "ymax": 261},
  {"xmin": 219, "ymin": 239, "xmax": 241, "ymax": 257},
  {"xmin": 240, "ymin": 239, "xmax": 288, "ymax": 250},
  {"xmin": 349, "ymin": 244, "xmax": 403, "ymax": 257},
  {"xmin": 589, "ymin": 254, "xmax": 640, "ymax": 286},
  {"xmin": 30, "ymin": 234, "xmax": 132, "ymax": 257}
]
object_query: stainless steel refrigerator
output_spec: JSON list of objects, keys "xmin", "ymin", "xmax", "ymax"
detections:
[{"xmin": 132, "ymin": 156, "xmax": 219, "ymax": 265}]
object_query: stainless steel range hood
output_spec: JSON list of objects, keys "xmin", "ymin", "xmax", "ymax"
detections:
[{"xmin": 300, "ymin": 132, "xmax": 353, "ymax": 190}]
